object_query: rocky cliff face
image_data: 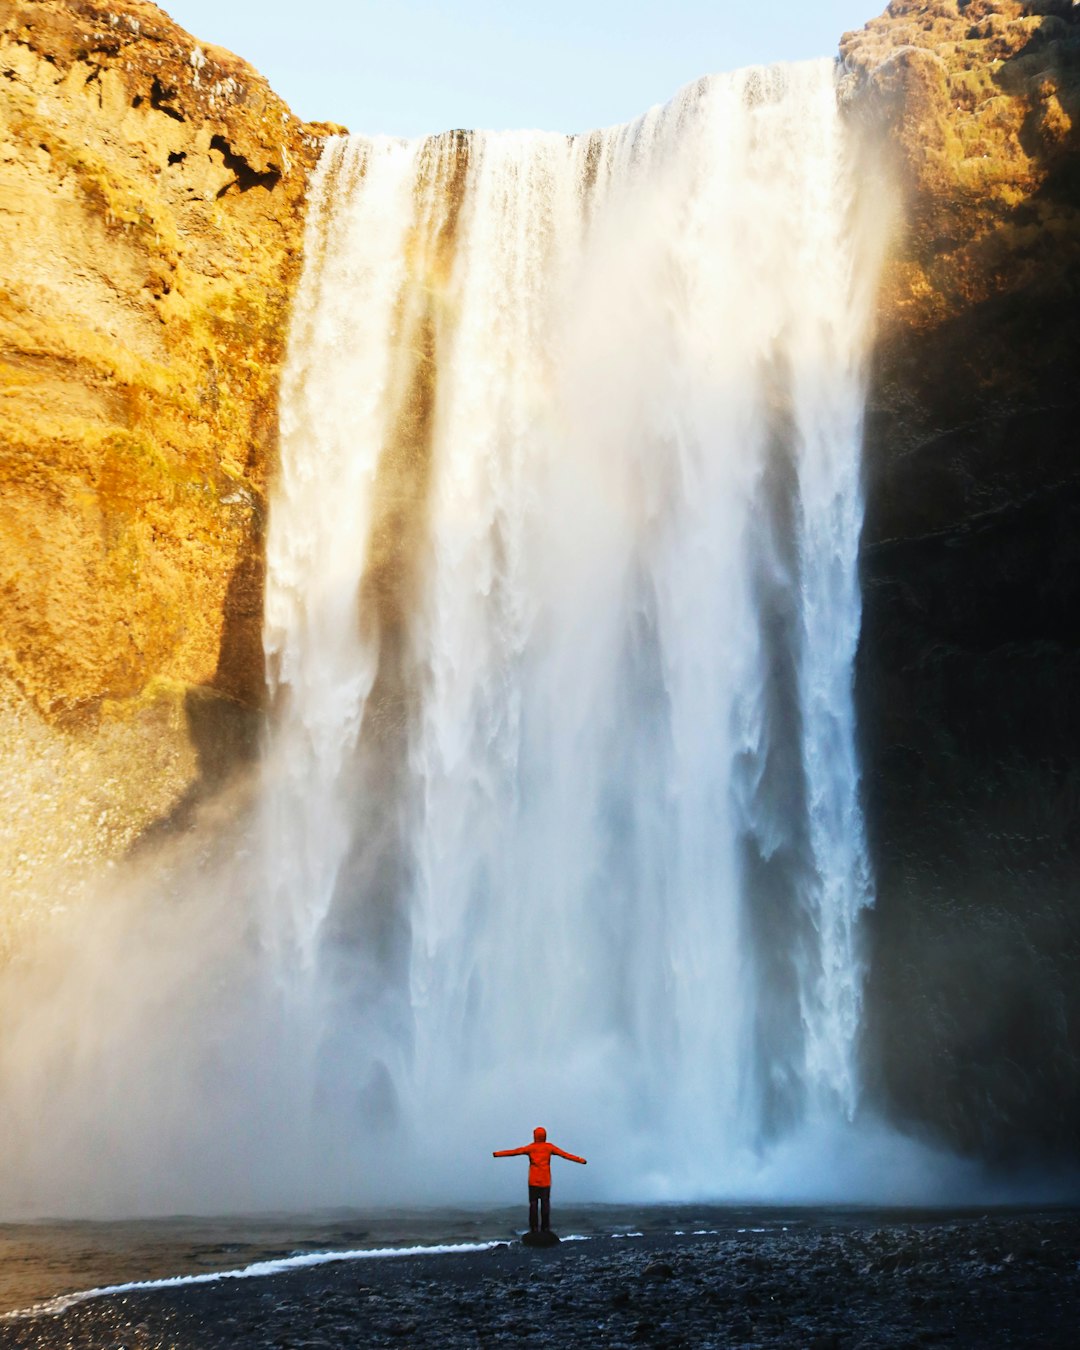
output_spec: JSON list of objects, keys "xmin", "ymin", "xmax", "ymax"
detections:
[
  {"xmin": 0, "ymin": 0, "xmax": 336, "ymax": 941},
  {"xmin": 842, "ymin": 0, "xmax": 1080, "ymax": 1161}
]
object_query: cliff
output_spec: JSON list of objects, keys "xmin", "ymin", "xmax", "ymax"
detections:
[
  {"xmin": 2, "ymin": 0, "xmax": 1076, "ymax": 1167},
  {"xmin": 842, "ymin": 0, "xmax": 1080, "ymax": 1161},
  {"xmin": 0, "ymin": 0, "xmax": 336, "ymax": 940}
]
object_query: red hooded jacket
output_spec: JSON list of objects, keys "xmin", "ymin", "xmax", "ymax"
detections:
[{"xmin": 492, "ymin": 1127, "xmax": 587, "ymax": 1187}]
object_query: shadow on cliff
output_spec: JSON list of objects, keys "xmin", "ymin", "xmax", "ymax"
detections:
[
  {"xmin": 130, "ymin": 549, "xmax": 265, "ymax": 854},
  {"xmin": 856, "ymin": 7, "xmax": 1080, "ymax": 1165}
]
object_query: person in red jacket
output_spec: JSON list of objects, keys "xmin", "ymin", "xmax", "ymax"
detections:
[{"xmin": 492, "ymin": 1126, "xmax": 587, "ymax": 1233}]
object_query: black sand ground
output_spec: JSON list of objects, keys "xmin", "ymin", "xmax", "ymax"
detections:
[{"xmin": 2, "ymin": 1210, "xmax": 1077, "ymax": 1348}]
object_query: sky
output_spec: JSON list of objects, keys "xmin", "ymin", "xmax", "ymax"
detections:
[{"xmin": 159, "ymin": 1, "xmax": 878, "ymax": 138}]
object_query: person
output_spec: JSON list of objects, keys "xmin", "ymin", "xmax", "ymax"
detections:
[{"xmin": 492, "ymin": 1126, "xmax": 587, "ymax": 1233}]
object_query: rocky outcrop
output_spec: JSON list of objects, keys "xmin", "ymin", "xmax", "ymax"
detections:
[
  {"xmin": 842, "ymin": 1, "xmax": 1080, "ymax": 1161},
  {"xmin": 0, "ymin": 0, "xmax": 337, "ymax": 940}
]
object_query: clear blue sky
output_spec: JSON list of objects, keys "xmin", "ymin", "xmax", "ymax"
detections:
[{"xmin": 159, "ymin": 1, "xmax": 879, "ymax": 137}]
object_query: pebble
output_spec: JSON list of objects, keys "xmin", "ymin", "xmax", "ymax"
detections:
[{"xmin": 3, "ymin": 1212, "xmax": 1078, "ymax": 1348}]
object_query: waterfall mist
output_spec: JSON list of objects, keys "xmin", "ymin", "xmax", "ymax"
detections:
[
  {"xmin": 261, "ymin": 57, "xmax": 882, "ymax": 1196},
  {"xmin": 0, "ymin": 61, "xmax": 939, "ymax": 1218}
]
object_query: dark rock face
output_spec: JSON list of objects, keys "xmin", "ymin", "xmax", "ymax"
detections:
[{"xmin": 843, "ymin": 2, "xmax": 1080, "ymax": 1160}]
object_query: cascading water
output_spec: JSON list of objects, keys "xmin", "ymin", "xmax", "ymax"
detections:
[{"xmin": 260, "ymin": 57, "xmax": 882, "ymax": 1199}]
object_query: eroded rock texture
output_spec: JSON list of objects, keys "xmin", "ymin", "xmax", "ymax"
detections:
[
  {"xmin": 843, "ymin": 1, "xmax": 1080, "ymax": 1160},
  {"xmin": 0, "ymin": 0, "xmax": 335, "ymax": 939}
]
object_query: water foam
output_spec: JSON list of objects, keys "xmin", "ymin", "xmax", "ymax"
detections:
[
  {"xmin": 261, "ymin": 58, "xmax": 883, "ymax": 1192},
  {"xmin": 1, "ymin": 1241, "xmax": 503, "ymax": 1322}
]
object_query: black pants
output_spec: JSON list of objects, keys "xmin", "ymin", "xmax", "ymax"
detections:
[{"xmin": 528, "ymin": 1185, "xmax": 551, "ymax": 1232}]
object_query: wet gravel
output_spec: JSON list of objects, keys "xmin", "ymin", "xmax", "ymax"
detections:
[{"xmin": 2, "ymin": 1210, "xmax": 1077, "ymax": 1348}]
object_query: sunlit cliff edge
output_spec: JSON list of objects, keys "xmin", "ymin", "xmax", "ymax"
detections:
[
  {"xmin": 0, "ymin": 0, "xmax": 340, "ymax": 937},
  {"xmin": 0, "ymin": 0, "xmax": 1077, "ymax": 1164},
  {"xmin": 842, "ymin": 0, "xmax": 1080, "ymax": 1160}
]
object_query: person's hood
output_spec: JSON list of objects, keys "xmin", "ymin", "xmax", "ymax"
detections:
[{"xmin": 533, "ymin": 1127, "xmax": 546, "ymax": 1142}]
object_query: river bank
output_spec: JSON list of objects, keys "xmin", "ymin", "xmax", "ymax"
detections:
[{"xmin": 1, "ymin": 1207, "xmax": 1077, "ymax": 1348}]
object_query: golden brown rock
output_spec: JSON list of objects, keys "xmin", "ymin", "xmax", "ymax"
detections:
[
  {"xmin": 0, "ymin": 0, "xmax": 337, "ymax": 934},
  {"xmin": 841, "ymin": 0, "xmax": 1080, "ymax": 538}
]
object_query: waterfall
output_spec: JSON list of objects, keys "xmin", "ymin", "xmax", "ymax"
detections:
[{"xmin": 261, "ymin": 57, "xmax": 881, "ymax": 1198}]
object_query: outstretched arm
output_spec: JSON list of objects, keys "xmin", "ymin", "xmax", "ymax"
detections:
[
  {"xmin": 551, "ymin": 1146, "xmax": 587, "ymax": 1164},
  {"xmin": 492, "ymin": 1146, "xmax": 530, "ymax": 1158}
]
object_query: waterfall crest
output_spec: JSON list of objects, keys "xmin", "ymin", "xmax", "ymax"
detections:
[{"xmin": 262, "ymin": 58, "xmax": 881, "ymax": 1197}]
